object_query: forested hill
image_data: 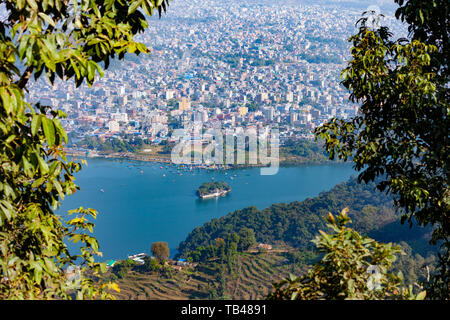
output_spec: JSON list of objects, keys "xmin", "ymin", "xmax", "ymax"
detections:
[{"xmin": 177, "ymin": 177, "xmax": 435, "ymax": 258}]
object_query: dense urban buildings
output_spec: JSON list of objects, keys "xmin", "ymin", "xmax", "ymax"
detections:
[{"xmin": 25, "ymin": 0, "xmax": 405, "ymax": 151}]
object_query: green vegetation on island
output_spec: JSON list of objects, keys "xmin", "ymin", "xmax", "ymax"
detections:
[
  {"xmin": 197, "ymin": 181, "xmax": 232, "ymax": 198},
  {"xmin": 178, "ymin": 177, "xmax": 437, "ymax": 288}
]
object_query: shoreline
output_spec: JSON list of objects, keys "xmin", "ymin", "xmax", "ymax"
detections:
[
  {"xmin": 65, "ymin": 148, "xmax": 172, "ymax": 164},
  {"xmin": 65, "ymin": 148, "xmax": 343, "ymax": 169}
]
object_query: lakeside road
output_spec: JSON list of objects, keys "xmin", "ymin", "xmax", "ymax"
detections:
[
  {"xmin": 64, "ymin": 147, "xmax": 339, "ymax": 168},
  {"xmin": 65, "ymin": 148, "xmax": 173, "ymax": 163}
]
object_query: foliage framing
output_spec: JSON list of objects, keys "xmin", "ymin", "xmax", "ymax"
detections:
[
  {"xmin": 0, "ymin": 0, "xmax": 169, "ymax": 299},
  {"xmin": 315, "ymin": 1, "xmax": 449, "ymax": 298},
  {"xmin": 268, "ymin": 209, "xmax": 425, "ymax": 300}
]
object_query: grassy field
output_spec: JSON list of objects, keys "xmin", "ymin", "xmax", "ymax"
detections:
[{"xmin": 111, "ymin": 251, "xmax": 305, "ymax": 300}]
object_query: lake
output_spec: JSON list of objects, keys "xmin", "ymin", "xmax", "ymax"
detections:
[{"xmin": 59, "ymin": 159, "xmax": 356, "ymax": 260}]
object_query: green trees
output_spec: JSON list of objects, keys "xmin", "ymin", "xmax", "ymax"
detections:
[
  {"xmin": 151, "ymin": 242, "xmax": 170, "ymax": 263},
  {"xmin": 196, "ymin": 181, "xmax": 231, "ymax": 197},
  {"xmin": 237, "ymin": 228, "xmax": 256, "ymax": 252},
  {"xmin": 184, "ymin": 233, "xmax": 243, "ymax": 265},
  {"xmin": 315, "ymin": 0, "xmax": 449, "ymax": 298},
  {"xmin": 0, "ymin": 0, "xmax": 168, "ymax": 299},
  {"xmin": 76, "ymin": 135, "xmax": 143, "ymax": 153},
  {"xmin": 268, "ymin": 209, "xmax": 424, "ymax": 300},
  {"xmin": 111, "ymin": 258, "xmax": 137, "ymax": 279}
]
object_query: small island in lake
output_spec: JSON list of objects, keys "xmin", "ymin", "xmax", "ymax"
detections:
[{"xmin": 196, "ymin": 181, "xmax": 231, "ymax": 199}]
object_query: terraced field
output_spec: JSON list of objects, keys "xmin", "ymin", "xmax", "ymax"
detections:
[
  {"xmin": 112, "ymin": 269, "xmax": 214, "ymax": 300},
  {"xmin": 112, "ymin": 251, "xmax": 299, "ymax": 300},
  {"xmin": 226, "ymin": 253, "xmax": 288, "ymax": 299}
]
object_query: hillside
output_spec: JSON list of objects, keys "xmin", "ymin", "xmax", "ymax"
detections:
[
  {"xmin": 178, "ymin": 178, "xmax": 402, "ymax": 255},
  {"xmin": 110, "ymin": 249, "xmax": 306, "ymax": 300},
  {"xmin": 107, "ymin": 177, "xmax": 438, "ymax": 299}
]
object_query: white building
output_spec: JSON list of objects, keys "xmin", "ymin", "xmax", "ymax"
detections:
[{"xmin": 107, "ymin": 120, "xmax": 120, "ymax": 132}]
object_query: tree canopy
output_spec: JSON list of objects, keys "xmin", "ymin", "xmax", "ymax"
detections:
[
  {"xmin": 315, "ymin": 0, "xmax": 449, "ymax": 299},
  {"xmin": 268, "ymin": 209, "xmax": 425, "ymax": 300},
  {"xmin": 151, "ymin": 242, "xmax": 170, "ymax": 263},
  {"xmin": 0, "ymin": 0, "xmax": 169, "ymax": 299}
]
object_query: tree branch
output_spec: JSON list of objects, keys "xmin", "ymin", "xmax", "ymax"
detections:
[{"xmin": 16, "ymin": 65, "xmax": 34, "ymax": 89}]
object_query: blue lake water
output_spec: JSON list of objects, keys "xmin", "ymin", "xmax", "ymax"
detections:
[{"xmin": 59, "ymin": 159, "xmax": 356, "ymax": 261}]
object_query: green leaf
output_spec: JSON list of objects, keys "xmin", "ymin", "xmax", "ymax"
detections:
[
  {"xmin": 0, "ymin": 88, "xmax": 12, "ymax": 114},
  {"xmin": 128, "ymin": 0, "xmax": 143, "ymax": 14},
  {"xmin": 37, "ymin": 155, "xmax": 49, "ymax": 174},
  {"xmin": 416, "ymin": 291, "xmax": 426, "ymax": 300},
  {"xmin": 87, "ymin": 61, "xmax": 96, "ymax": 81},
  {"xmin": 418, "ymin": 10, "xmax": 424, "ymax": 24},
  {"xmin": 0, "ymin": 200, "xmax": 14, "ymax": 221},
  {"xmin": 53, "ymin": 118, "xmax": 68, "ymax": 144},
  {"xmin": 16, "ymin": 0, "xmax": 26, "ymax": 10},
  {"xmin": 42, "ymin": 117, "xmax": 56, "ymax": 146},
  {"xmin": 22, "ymin": 155, "xmax": 33, "ymax": 176},
  {"xmin": 31, "ymin": 114, "xmax": 42, "ymax": 136},
  {"xmin": 53, "ymin": 180, "xmax": 65, "ymax": 199},
  {"xmin": 31, "ymin": 177, "xmax": 46, "ymax": 188},
  {"xmin": 27, "ymin": 0, "xmax": 38, "ymax": 10},
  {"xmin": 71, "ymin": 234, "xmax": 82, "ymax": 244},
  {"xmin": 38, "ymin": 13, "xmax": 56, "ymax": 27}
]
